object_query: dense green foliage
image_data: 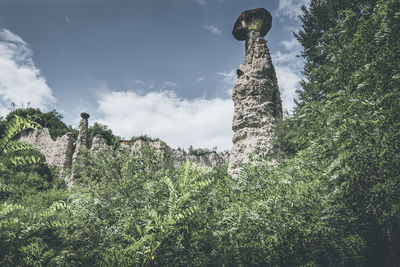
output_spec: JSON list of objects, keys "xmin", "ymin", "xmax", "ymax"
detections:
[
  {"xmin": 2, "ymin": 108, "xmax": 78, "ymax": 140},
  {"xmin": 0, "ymin": 143, "xmax": 335, "ymax": 266},
  {"xmin": 89, "ymin": 122, "xmax": 119, "ymax": 147},
  {"xmin": 0, "ymin": 114, "xmax": 42, "ymax": 169},
  {"xmin": 0, "ymin": 113, "xmax": 69, "ymax": 266},
  {"xmin": 1, "ymin": 0, "xmax": 399, "ymax": 265},
  {"xmin": 129, "ymin": 135, "xmax": 160, "ymax": 143},
  {"xmin": 282, "ymin": 0, "xmax": 400, "ymax": 264},
  {"xmin": 188, "ymin": 145, "xmax": 218, "ymax": 156}
]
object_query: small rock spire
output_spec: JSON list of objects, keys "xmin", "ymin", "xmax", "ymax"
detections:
[
  {"xmin": 77, "ymin": 112, "xmax": 90, "ymax": 149},
  {"xmin": 70, "ymin": 112, "xmax": 91, "ymax": 186}
]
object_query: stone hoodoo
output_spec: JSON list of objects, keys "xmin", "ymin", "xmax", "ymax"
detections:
[
  {"xmin": 228, "ymin": 8, "xmax": 282, "ymax": 177},
  {"xmin": 72, "ymin": 112, "xmax": 90, "ymax": 162},
  {"xmin": 76, "ymin": 112, "xmax": 90, "ymax": 149}
]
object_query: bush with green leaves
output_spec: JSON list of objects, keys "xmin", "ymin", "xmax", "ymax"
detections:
[
  {"xmin": 53, "ymin": 144, "xmax": 350, "ymax": 266},
  {"xmin": 3, "ymin": 108, "xmax": 78, "ymax": 141},
  {"xmin": 66, "ymin": 145, "xmax": 225, "ymax": 265},
  {"xmin": 187, "ymin": 145, "xmax": 218, "ymax": 156},
  {"xmin": 88, "ymin": 122, "xmax": 119, "ymax": 146},
  {"xmin": 0, "ymin": 114, "xmax": 70, "ymax": 266},
  {"xmin": 278, "ymin": 0, "xmax": 400, "ymax": 265},
  {"xmin": 129, "ymin": 134, "xmax": 160, "ymax": 143}
]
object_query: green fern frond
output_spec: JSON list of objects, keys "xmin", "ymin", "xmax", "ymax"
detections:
[
  {"xmin": 3, "ymin": 141, "xmax": 35, "ymax": 153},
  {"xmin": 0, "ymin": 115, "xmax": 41, "ymax": 170},
  {"xmin": 0, "ymin": 114, "xmax": 40, "ymax": 155},
  {"xmin": 9, "ymin": 155, "xmax": 41, "ymax": 166},
  {"xmin": 175, "ymin": 205, "xmax": 199, "ymax": 223}
]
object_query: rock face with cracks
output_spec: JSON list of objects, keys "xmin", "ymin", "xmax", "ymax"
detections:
[
  {"xmin": 73, "ymin": 112, "xmax": 90, "ymax": 161},
  {"xmin": 228, "ymin": 36, "xmax": 282, "ymax": 178},
  {"xmin": 18, "ymin": 128, "xmax": 75, "ymax": 178}
]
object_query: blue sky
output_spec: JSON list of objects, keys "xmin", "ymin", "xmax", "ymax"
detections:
[{"xmin": 0, "ymin": 0, "xmax": 307, "ymax": 151}]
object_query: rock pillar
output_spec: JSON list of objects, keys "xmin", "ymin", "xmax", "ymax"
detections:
[
  {"xmin": 69, "ymin": 112, "xmax": 91, "ymax": 186},
  {"xmin": 72, "ymin": 112, "xmax": 90, "ymax": 163},
  {"xmin": 228, "ymin": 8, "xmax": 282, "ymax": 177},
  {"xmin": 76, "ymin": 112, "xmax": 90, "ymax": 149}
]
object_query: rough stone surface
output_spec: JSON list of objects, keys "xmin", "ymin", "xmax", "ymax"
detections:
[
  {"xmin": 185, "ymin": 152, "xmax": 229, "ymax": 167},
  {"xmin": 90, "ymin": 134, "xmax": 106, "ymax": 152},
  {"xmin": 72, "ymin": 113, "xmax": 90, "ymax": 161},
  {"xmin": 18, "ymin": 128, "xmax": 75, "ymax": 179},
  {"xmin": 120, "ymin": 138, "xmax": 228, "ymax": 168},
  {"xmin": 228, "ymin": 37, "xmax": 282, "ymax": 177}
]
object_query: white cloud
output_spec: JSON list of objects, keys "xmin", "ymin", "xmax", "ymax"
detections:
[
  {"xmin": 196, "ymin": 76, "xmax": 205, "ymax": 82},
  {"xmin": 203, "ymin": 24, "xmax": 222, "ymax": 35},
  {"xmin": 96, "ymin": 90, "xmax": 234, "ymax": 151},
  {"xmin": 161, "ymin": 81, "xmax": 178, "ymax": 89},
  {"xmin": 283, "ymin": 25, "xmax": 302, "ymax": 33},
  {"xmin": 194, "ymin": 0, "xmax": 207, "ymax": 5},
  {"xmin": 217, "ymin": 69, "xmax": 236, "ymax": 95},
  {"xmin": 273, "ymin": 51, "xmax": 302, "ymax": 69},
  {"xmin": 134, "ymin": 79, "xmax": 177, "ymax": 90},
  {"xmin": 272, "ymin": 37, "xmax": 304, "ymax": 113},
  {"xmin": 0, "ymin": 29, "xmax": 56, "ymax": 116},
  {"xmin": 275, "ymin": 66, "xmax": 301, "ymax": 112},
  {"xmin": 281, "ymin": 38, "xmax": 300, "ymax": 51},
  {"xmin": 134, "ymin": 79, "xmax": 155, "ymax": 89},
  {"xmin": 276, "ymin": 0, "xmax": 308, "ymax": 20},
  {"xmin": 217, "ymin": 70, "xmax": 235, "ymax": 79},
  {"xmin": 0, "ymin": 30, "xmax": 27, "ymax": 45}
]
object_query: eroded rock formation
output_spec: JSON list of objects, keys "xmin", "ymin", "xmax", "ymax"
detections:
[
  {"xmin": 120, "ymin": 138, "xmax": 229, "ymax": 168},
  {"xmin": 72, "ymin": 112, "xmax": 90, "ymax": 161},
  {"xmin": 228, "ymin": 8, "xmax": 282, "ymax": 177},
  {"xmin": 18, "ymin": 128, "xmax": 75, "ymax": 177},
  {"xmin": 90, "ymin": 134, "xmax": 107, "ymax": 152},
  {"xmin": 18, "ymin": 112, "xmax": 228, "ymax": 186},
  {"xmin": 16, "ymin": 9, "xmax": 282, "ymax": 181}
]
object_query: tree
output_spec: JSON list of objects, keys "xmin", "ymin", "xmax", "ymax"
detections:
[
  {"xmin": 276, "ymin": 0, "xmax": 400, "ymax": 265},
  {"xmin": 88, "ymin": 122, "xmax": 115, "ymax": 146},
  {"xmin": 4, "ymin": 108, "xmax": 78, "ymax": 140},
  {"xmin": 0, "ymin": 114, "xmax": 70, "ymax": 266}
]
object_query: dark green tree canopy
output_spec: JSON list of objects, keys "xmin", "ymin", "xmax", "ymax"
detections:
[
  {"xmin": 88, "ymin": 122, "xmax": 116, "ymax": 146},
  {"xmin": 276, "ymin": 0, "xmax": 400, "ymax": 265}
]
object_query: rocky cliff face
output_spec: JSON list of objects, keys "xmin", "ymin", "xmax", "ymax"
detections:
[
  {"xmin": 228, "ymin": 37, "xmax": 282, "ymax": 177},
  {"xmin": 120, "ymin": 139, "xmax": 229, "ymax": 169},
  {"xmin": 90, "ymin": 134, "xmax": 107, "ymax": 152},
  {"xmin": 18, "ymin": 128, "xmax": 75, "ymax": 177}
]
